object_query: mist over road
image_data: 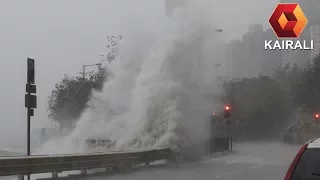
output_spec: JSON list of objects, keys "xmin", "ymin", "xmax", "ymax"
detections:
[{"xmin": 87, "ymin": 141, "xmax": 300, "ymax": 180}]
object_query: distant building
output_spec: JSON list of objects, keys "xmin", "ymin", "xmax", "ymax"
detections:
[
  {"xmin": 310, "ymin": 24, "xmax": 320, "ymax": 61},
  {"xmin": 284, "ymin": 26, "xmax": 312, "ymax": 68},
  {"xmin": 244, "ymin": 24, "xmax": 265, "ymax": 77},
  {"xmin": 280, "ymin": 0, "xmax": 320, "ymax": 24},
  {"xmin": 209, "ymin": 43, "xmax": 227, "ymax": 78},
  {"xmin": 279, "ymin": 0, "xmax": 320, "ymax": 66},
  {"xmin": 228, "ymin": 39, "xmax": 245, "ymax": 78},
  {"xmin": 225, "ymin": 1, "xmax": 320, "ymax": 75},
  {"xmin": 294, "ymin": 0, "xmax": 320, "ymax": 24},
  {"xmin": 262, "ymin": 28, "xmax": 282, "ymax": 76},
  {"xmin": 228, "ymin": 24, "xmax": 265, "ymax": 78},
  {"xmin": 226, "ymin": 25, "xmax": 283, "ymax": 78},
  {"xmin": 225, "ymin": 42, "xmax": 233, "ymax": 77}
]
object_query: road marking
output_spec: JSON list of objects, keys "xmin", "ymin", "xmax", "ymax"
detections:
[{"xmin": 215, "ymin": 164, "xmax": 264, "ymax": 178}]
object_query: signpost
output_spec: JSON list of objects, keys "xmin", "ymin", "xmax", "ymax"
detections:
[{"xmin": 25, "ymin": 58, "xmax": 37, "ymax": 180}]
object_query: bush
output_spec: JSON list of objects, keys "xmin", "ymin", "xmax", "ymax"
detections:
[
  {"xmin": 48, "ymin": 67, "xmax": 107, "ymax": 128},
  {"xmin": 221, "ymin": 53, "xmax": 320, "ymax": 140},
  {"xmin": 47, "ymin": 35, "xmax": 121, "ymax": 128},
  {"xmin": 221, "ymin": 76, "xmax": 292, "ymax": 139}
]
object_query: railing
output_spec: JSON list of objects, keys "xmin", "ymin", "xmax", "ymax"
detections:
[
  {"xmin": 0, "ymin": 137, "xmax": 232, "ymax": 179},
  {"xmin": 0, "ymin": 148, "xmax": 172, "ymax": 179}
]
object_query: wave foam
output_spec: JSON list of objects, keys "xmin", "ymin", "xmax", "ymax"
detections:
[{"xmin": 35, "ymin": 0, "xmax": 223, "ymax": 155}]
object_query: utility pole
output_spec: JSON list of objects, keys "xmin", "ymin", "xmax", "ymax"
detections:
[
  {"xmin": 202, "ymin": 28, "xmax": 224, "ymax": 92},
  {"xmin": 204, "ymin": 28, "xmax": 223, "ymax": 152}
]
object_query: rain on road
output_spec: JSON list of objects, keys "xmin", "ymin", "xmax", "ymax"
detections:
[{"xmin": 89, "ymin": 141, "xmax": 300, "ymax": 180}]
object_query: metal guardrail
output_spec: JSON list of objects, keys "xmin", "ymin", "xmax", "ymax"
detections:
[
  {"xmin": 0, "ymin": 137, "xmax": 232, "ymax": 179},
  {"xmin": 0, "ymin": 148, "xmax": 172, "ymax": 177}
]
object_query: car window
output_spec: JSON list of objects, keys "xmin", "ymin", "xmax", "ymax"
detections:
[{"xmin": 291, "ymin": 148, "xmax": 320, "ymax": 180}]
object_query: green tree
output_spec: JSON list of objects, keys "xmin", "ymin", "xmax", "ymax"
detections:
[
  {"xmin": 222, "ymin": 76, "xmax": 292, "ymax": 140},
  {"xmin": 293, "ymin": 54, "xmax": 320, "ymax": 112},
  {"xmin": 220, "ymin": 52, "xmax": 320, "ymax": 141},
  {"xmin": 47, "ymin": 35, "xmax": 121, "ymax": 128},
  {"xmin": 105, "ymin": 35, "xmax": 122, "ymax": 62},
  {"xmin": 48, "ymin": 67, "xmax": 107, "ymax": 128}
]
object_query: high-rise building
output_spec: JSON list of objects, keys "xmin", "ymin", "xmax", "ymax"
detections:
[
  {"xmin": 297, "ymin": 0, "xmax": 320, "ymax": 24},
  {"xmin": 226, "ymin": 25, "xmax": 282, "ymax": 78},
  {"xmin": 311, "ymin": 24, "xmax": 320, "ymax": 60},
  {"xmin": 228, "ymin": 39, "xmax": 245, "ymax": 78},
  {"xmin": 302, "ymin": 1, "xmax": 320, "ymax": 63},
  {"xmin": 280, "ymin": 0, "xmax": 319, "ymax": 21},
  {"xmin": 234, "ymin": 24, "xmax": 266, "ymax": 77},
  {"xmin": 225, "ymin": 42, "xmax": 234, "ymax": 77},
  {"xmin": 279, "ymin": 0, "xmax": 320, "ymax": 66},
  {"xmin": 262, "ymin": 28, "xmax": 282, "ymax": 76}
]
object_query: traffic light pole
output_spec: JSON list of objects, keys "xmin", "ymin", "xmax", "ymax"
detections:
[
  {"xmin": 224, "ymin": 105, "xmax": 231, "ymax": 137},
  {"xmin": 314, "ymin": 113, "xmax": 319, "ymax": 124},
  {"xmin": 223, "ymin": 105, "xmax": 232, "ymax": 150},
  {"xmin": 225, "ymin": 118, "xmax": 228, "ymax": 137},
  {"xmin": 228, "ymin": 118, "xmax": 232, "ymax": 150}
]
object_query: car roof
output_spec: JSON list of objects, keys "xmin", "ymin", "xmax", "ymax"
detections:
[{"xmin": 307, "ymin": 137, "xmax": 320, "ymax": 148}]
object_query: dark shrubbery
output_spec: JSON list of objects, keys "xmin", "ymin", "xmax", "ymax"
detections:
[
  {"xmin": 47, "ymin": 36, "xmax": 121, "ymax": 128},
  {"xmin": 221, "ymin": 54, "xmax": 320, "ymax": 140}
]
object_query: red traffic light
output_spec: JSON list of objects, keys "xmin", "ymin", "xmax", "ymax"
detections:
[
  {"xmin": 224, "ymin": 105, "xmax": 231, "ymax": 118},
  {"xmin": 315, "ymin": 113, "xmax": 320, "ymax": 119},
  {"xmin": 224, "ymin": 105, "xmax": 231, "ymax": 111}
]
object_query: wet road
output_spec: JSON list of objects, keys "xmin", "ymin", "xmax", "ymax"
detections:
[{"xmin": 90, "ymin": 141, "xmax": 300, "ymax": 180}]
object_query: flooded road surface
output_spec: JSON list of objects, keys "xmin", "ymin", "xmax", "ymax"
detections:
[{"xmin": 88, "ymin": 141, "xmax": 300, "ymax": 180}]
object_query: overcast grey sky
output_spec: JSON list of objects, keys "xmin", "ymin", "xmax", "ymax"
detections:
[{"xmin": 0, "ymin": 0, "xmax": 277, "ymax": 147}]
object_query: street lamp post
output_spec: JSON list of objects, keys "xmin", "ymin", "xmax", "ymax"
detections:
[
  {"xmin": 211, "ymin": 29, "xmax": 224, "ymax": 80},
  {"xmin": 206, "ymin": 29, "xmax": 224, "ymax": 151},
  {"xmin": 82, "ymin": 63, "xmax": 102, "ymax": 79},
  {"xmin": 202, "ymin": 29, "xmax": 223, "ymax": 92}
]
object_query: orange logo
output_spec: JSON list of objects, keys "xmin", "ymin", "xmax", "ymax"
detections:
[{"xmin": 269, "ymin": 3, "xmax": 308, "ymax": 38}]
